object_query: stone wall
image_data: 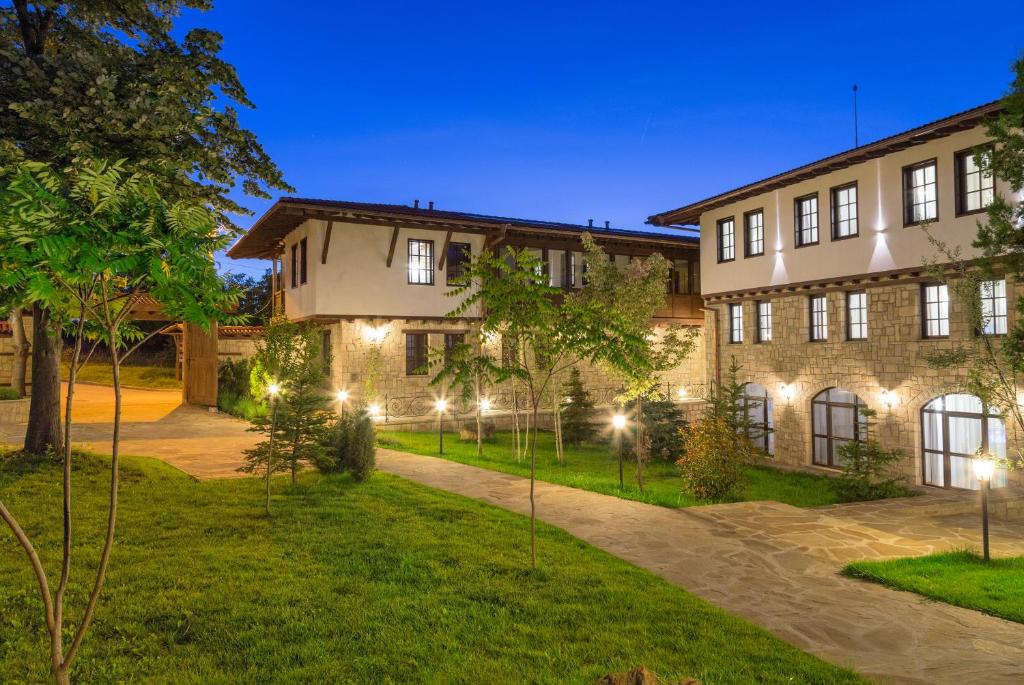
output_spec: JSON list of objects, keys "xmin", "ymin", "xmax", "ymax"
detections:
[
  {"xmin": 706, "ymin": 276, "xmax": 1023, "ymax": 488},
  {"xmin": 217, "ymin": 336, "xmax": 259, "ymax": 362}
]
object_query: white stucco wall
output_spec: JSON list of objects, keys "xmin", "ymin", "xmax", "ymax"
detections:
[{"xmin": 699, "ymin": 125, "xmax": 1016, "ymax": 295}]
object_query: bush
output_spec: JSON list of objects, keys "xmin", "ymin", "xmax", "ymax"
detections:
[
  {"xmin": 217, "ymin": 358, "xmax": 266, "ymax": 420},
  {"xmin": 318, "ymin": 410, "xmax": 376, "ymax": 482},
  {"xmin": 831, "ymin": 408, "xmax": 911, "ymax": 502},
  {"xmin": 0, "ymin": 387, "xmax": 21, "ymax": 401},
  {"xmin": 561, "ymin": 368, "xmax": 595, "ymax": 446},
  {"xmin": 626, "ymin": 396, "xmax": 686, "ymax": 462},
  {"xmin": 459, "ymin": 420, "xmax": 495, "ymax": 442}
]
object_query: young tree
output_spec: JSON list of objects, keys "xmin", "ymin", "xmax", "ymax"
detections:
[
  {"xmin": 0, "ymin": 158, "xmax": 238, "ymax": 685},
  {"xmin": 1, "ymin": 0, "xmax": 291, "ymax": 454},
  {"xmin": 448, "ymin": 247, "xmax": 650, "ymax": 568},
  {"xmin": 560, "ymin": 367, "xmax": 595, "ymax": 447},
  {"xmin": 429, "ymin": 334, "xmax": 502, "ymax": 457}
]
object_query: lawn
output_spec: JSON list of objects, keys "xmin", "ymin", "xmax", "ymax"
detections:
[
  {"xmin": 377, "ymin": 429, "xmax": 841, "ymax": 509},
  {"xmin": 844, "ymin": 550, "xmax": 1024, "ymax": 625},
  {"xmin": 61, "ymin": 361, "xmax": 181, "ymax": 389},
  {"xmin": 0, "ymin": 453, "xmax": 864, "ymax": 684}
]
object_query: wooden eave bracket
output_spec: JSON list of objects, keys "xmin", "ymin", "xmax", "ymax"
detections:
[{"xmin": 386, "ymin": 226, "xmax": 400, "ymax": 267}]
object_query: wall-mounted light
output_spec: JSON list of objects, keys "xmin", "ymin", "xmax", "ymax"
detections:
[
  {"xmin": 677, "ymin": 387, "xmax": 689, "ymax": 400},
  {"xmin": 363, "ymin": 325, "xmax": 388, "ymax": 344},
  {"xmin": 880, "ymin": 389, "xmax": 897, "ymax": 410},
  {"xmin": 780, "ymin": 384, "xmax": 795, "ymax": 402},
  {"xmin": 368, "ymin": 403, "xmax": 382, "ymax": 420}
]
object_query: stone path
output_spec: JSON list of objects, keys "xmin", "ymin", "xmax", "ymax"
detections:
[{"xmin": 377, "ymin": 448, "xmax": 1024, "ymax": 685}]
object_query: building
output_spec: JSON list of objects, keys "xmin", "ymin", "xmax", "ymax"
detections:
[
  {"xmin": 650, "ymin": 100, "xmax": 1022, "ymax": 491},
  {"xmin": 228, "ymin": 199, "xmax": 707, "ymax": 425}
]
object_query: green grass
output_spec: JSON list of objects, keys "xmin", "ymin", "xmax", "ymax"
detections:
[
  {"xmin": 61, "ymin": 361, "xmax": 181, "ymax": 389},
  {"xmin": 0, "ymin": 452, "xmax": 864, "ymax": 684},
  {"xmin": 844, "ymin": 550, "xmax": 1024, "ymax": 624},
  {"xmin": 377, "ymin": 430, "xmax": 841, "ymax": 509}
]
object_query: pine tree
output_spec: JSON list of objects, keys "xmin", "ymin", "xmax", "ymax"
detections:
[{"xmin": 561, "ymin": 368, "xmax": 595, "ymax": 447}]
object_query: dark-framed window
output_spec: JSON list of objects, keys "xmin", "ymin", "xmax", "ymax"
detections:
[
  {"xmin": 812, "ymin": 388, "xmax": 867, "ymax": 468},
  {"xmin": 744, "ymin": 209, "xmax": 764, "ymax": 257},
  {"xmin": 728, "ymin": 303, "xmax": 743, "ymax": 343},
  {"xmin": 756, "ymin": 300, "xmax": 772, "ymax": 343},
  {"xmin": 564, "ymin": 251, "xmax": 576, "ymax": 288},
  {"xmin": 809, "ymin": 294, "xmax": 828, "ymax": 341},
  {"xmin": 443, "ymin": 332, "xmax": 465, "ymax": 365},
  {"xmin": 979, "ymin": 279, "xmax": 1007, "ymax": 335},
  {"xmin": 903, "ymin": 159, "xmax": 938, "ymax": 226},
  {"xmin": 407, "ymin": 239, "xmax": 435, "ymax": 285},
  {"xmin": 955, "ymin": 146, "xmax": 995, "ymax": 216},
  {"xmin": 830, "ymin": 182, "xmax": 858, "ymax": 239},
  {"xmin": 446, "ymin": 242, "xmax": 471, "ymax": 285},
  {"xmin": 299, "ymin": 237, "xmax": 308, "ymax": 285},
  {"xmin": 922, "ymin": 283, "xmax": 949, "ymax": 338},
  {"xmin": 717, "ymin": 217, "xmax": 735, "ymax": 262},
  {"xmin": 846, "ymin": 291, "xmax": 867, "ymax": 340},
  {"xmin": 794, "ymin": 193, "xmax": 819, "ymax": 247},
  {"xmin": 290, "ymin": 243, "xmax": 298, "ymax": 288},
  {"xmin": 922, "ymin": 394, "xmax": 1008, "ymax": 490},
  {"xmin": 740, "ymin": 383, "xmax": 774, "ymax": 455},
  {"xmin": 405, "ymin": 332, "xmax": 428, "ymax": 375}
]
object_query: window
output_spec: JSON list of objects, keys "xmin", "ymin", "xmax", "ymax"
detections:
[
  {"xmin": 299, "ymin": 237, "xmax": 308, "ymax": 285},
  {"xmin": 812, "ymin": 388, "xmax": 867, "ymax": 468},
  {"xmin": 979, "ymin": 279, "xmax": 1007, "ymax": 335},
  {"xmin": 739, "ymin": 383, "xmax": 774, "ymax": 455},
  {"xmin": 564, "ymin": 252, "xmax": 577, "ymax": 288},
  {"xmin": 831, "ymin": 183, "xmax": 858, "ymax": 239},
  {"xmin": 446, "ymin": 242, "xmax": 471, "ymax": 285},
  {"xmin": 922, "ymin": 394, "xmax": 1008, "ymax": 489},
  {"xmin": 756, "ymin": 301, "xmax": 772, "ymax": 343},
  {"xmin": 846, "ymin": 291, "xmax": 867, "ymax": 340},
  {"xmin": 744, "ymin": 209, "xmax": 764, "ymax": 257},
  {"xmin": 809, "ymin": 294, "xmax": 828, "ymax": 341},
  {"xmin": 794, "ymin": 194, "xmax": 819, "ymax": 246},
  {"xmin": 405, "ymin": 333, "xmax": 428, "ymax": 375},
  {"xmin": 955, "ymin": 147, "xmax": 995, "ymax": 216},
  {"xmin": 903, "ymin": 159, "xmax": 938, "ymax": 225},
  {"xmin": 443, "ymin": 332, "xmax": 465, "ymax": 365},
  {"xmin": 922, "ymin": 283, "xmax": 950, "ymax": 338},
  {"xmin": 290, "ymin": 243, "xmax": 298, "ymax": 288},
  {"xmin": 717, "ymin": 217, "xmax": 735, "ymax": 262},
  {"xmin": 728, "ymin": 303, "xmax": 743, "ymax": 343},
  {"xmin": 407, "ymin": 239, "xmax": 434, "ymax": 285}
]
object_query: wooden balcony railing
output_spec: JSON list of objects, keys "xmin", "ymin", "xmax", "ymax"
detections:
[{"xmin": 653, "ymin": 293, "xmax": 703, "ymax": 322}]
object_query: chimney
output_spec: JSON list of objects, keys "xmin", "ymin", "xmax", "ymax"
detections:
[
  {"xmin": 587, "ymin": 219, "xmax": 594, "ymax": 228},
  {"xmin": 428, "ymin": 201, "xmax": 434, "ymax": 210},
  {"xmin": 413, "ymin": 199, "xmax": 420, "ymax": 208},
  {"xmin": 604, "ymin": 221, "xmax": 610, "ymax": 229}
]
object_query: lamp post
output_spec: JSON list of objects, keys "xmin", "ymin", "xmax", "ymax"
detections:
[
  {"xmin": 265, "ymin": 382, "xmax": 282, "ymax": 516},
  {"xmin": 336, "ymin": 389, "xmax": 349, "ymax": 419},
  {"xmin": 436, "ymin": 399, "xmax": 448, "ymax": 455},
  {"xmin": 973, "ymin": 455, "xmax": 995, "ymax": 561},
  {"xmin": 612, "ymin": 413, "xmax": 627, "ymax": 489}
]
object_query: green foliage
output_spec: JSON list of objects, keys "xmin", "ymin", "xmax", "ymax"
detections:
[
  {"xmin": 217, "ymin": 358, "xmax": 266, "ymax": 420},
  {"xmin": 629, "ymin": 396, "xmax": 686, "ymax": 462},
  {"xmin": 222, "ymin": 271, "xmax": 273, "ymax": 322},
  {"xmin": 0, "ymin": 387, "xmax": 20, "ymax": 401},
  {"xmin": 831, "ymin": 409, "xmax": 911, "ymax": 502},
  {"xmin": 317, "ymin": 411, "xmax": 376, "ymax": 482},
  {"xmin": 677, "ymin": 359, "xmax": 765, "ymax": 502},
  {"xmin": 560, "ymin": 368, "xmax": 595, "ymax": 446}
]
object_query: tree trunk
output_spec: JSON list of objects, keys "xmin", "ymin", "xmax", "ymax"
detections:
[
  {"xmin": 552, "ymin": 384, "xmax": 563, "ymax": 464},
  {"xmin": 24, "ymin": 304, "xmax": 62, "ymax": 454},
  {"xmin": 530, "ymin": 401, "xmax": 539, "ymax": 570},
  {"xmin": 475, "ymin": 375, "xmax": 483, "ymax": 457},
  {"xmin": 635, "ymin": 397, "xmax": 645, "ymax": 493},
  {"xmin": 511, "ymin": 381, "xmax": 521, "ymax": 462},
  {"xmin": 9, "ymin": 310, "xmax": 29, "ymax": 398},
  {"xmin": 266, "ymin": 400, "xmax": 278, "ymax": 516}
]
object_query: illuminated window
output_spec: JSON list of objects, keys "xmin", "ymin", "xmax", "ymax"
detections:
[
  {"xmin": 809, "ymin": 294, "xmax": 828, "ymax": 341},
  {"xmin": 740, "ymin": 383, "xmax": 774, "ymax": 455},
  {"xmin": 717, "ymin": 217, "xmax": 735, "ymax": 262},
  {"xmin": 812, "ymin": 388, "xmax": 867, "ymax": 468},
  {"xmin": 922, "ymin": 394, "xmax": 1008, "ymax": 489},
  {"xmin": 756, "ymin": 301, "xmax": 772, "ymax": 342},
  {"xmin": 979, "ymin": 279, "xmax": 1007, "ymax": 335},
  {"xmin": 407, "ymin": 239, "xmax": 434, "ymax": 285},
  {"xmin": 831, "ymin": 183, "xmax": 858, "ymax": 239},
  {"xmin": 728, "ymin": 303, "xmax": 743, "ymax": 343},
  {"xmin": 846, "ymin": 291, "xmax": 867, "ymax": 340},
  {"xmin": 794, "ymin": 194, "xmax": 819, "ymax": 246},
  {"xmin": 955, "ymin": 147, "xmax": 995, "ymax": 216},
  {"xmin": 903, "ymin": 159, "xmax": 938, "ymax": 225},
  {"xmin": 922, "ymin": 283, "xmax": 949, "ymax": 338},
  {"xmin": 744, "ymin": 209, "xmax": 764, "ymax": 256}
]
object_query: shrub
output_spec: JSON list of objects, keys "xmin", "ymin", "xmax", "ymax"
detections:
[
  {"xmin": 831, "ymin": 408, "xmax": 911, "ymax": 502},
  {"xmin": 561, "ymin": 368, "xmax": 595, "ymax": 446},
  {"xmin": 217, "ymin": 358, "xmax": 266, "ymax": 420},
  {"xmin": 318, "ymin": 410, "xmax": 376, "ymax": 482},
  {"xmin": 459, "ymin": 420, "xmax": 495, "ymax": 442},
  {"xmin": 626, "ymin": 396, "xmax": 686, "ymax": 462},
  {"xmin": 0, "ymin": 387, "xmax": 21, "ymax": 401}
]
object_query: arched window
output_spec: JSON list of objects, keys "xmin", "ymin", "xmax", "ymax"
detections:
[
  {"xmin": 740, "ymin": 383, "xmax": 774, "ymax": 455},
  {"xmin": 922, "ymin": 394, "xmax": 1008, "ymax": 490},
  {"xmin": 811, "ymin": 388, "xmax": 867, "ymax": 467}
]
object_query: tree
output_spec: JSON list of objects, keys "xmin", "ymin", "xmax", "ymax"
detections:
[
  {"xmin": 222, "ymin": 270, "xmax": 273, "ymax": 322},
  {"xmin": 1, "ymin": 0, "xmax": 291, "ymax": 454},
  {"xmin": 242, "ymin": 316, "xmax": 333, "ymax": 509},
  {"xmin": 832, "ymin": 408, "xmax": 909, "ymax": 502},
  {"xmin": 560, "ymin": 367, "xmax": 595, "ymax": 447},
  {"xmin": 922, "ymin": 56, "xmax": 1024, "ymax": 471},
  {"xmin": 0, "ymin": 158, "xmax": 238, "ymax": 685},
  {"xmin": 429, "ymin": 334, "xmax": 502, "ymax": 457},
  {"xmin": 448, "ymin": 247, "xmax": 651, "ymax": 568}
]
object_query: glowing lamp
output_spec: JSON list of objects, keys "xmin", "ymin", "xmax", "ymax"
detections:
[
  {"xmin": 336, "ymin": 390, "xmax": 349, "ymax": 403},
  {"xmin": 479, "ymin": 398, "xmax": 492, "ymax": 412},
  {"xmin": 612, "ymin": 414, "xmax": 627, "ymax": 430},
  {"xmin": 973, "ymin": 456, "xmax": 996, "ymax": 483},
  {"xmin": 267, "ymin": 382, "xmax": 281, "ymax": 397},
  {"xmin": 435, "ymin": 399, "xmax": 448, "ymax": 413}
]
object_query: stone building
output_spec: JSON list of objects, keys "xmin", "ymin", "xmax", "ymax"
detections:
[
  {"xmin": 650, "ymin": 100, "xmax": 1023, "ymax": 491},
  {"xmin": 228, "ymin": 199, "xmax": 706, "ymax": 427}
]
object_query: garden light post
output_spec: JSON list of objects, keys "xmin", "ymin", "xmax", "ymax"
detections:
[
  {"xmin": 612, "ymin": 413, "xmax": 627, "ymax": 489},
  {"xmin": 973, "ymin": 455, "xmax": 995, "ymax": 561},
  {"xmin": 265, "ymin": 382, "xmax": 281, "ymax": 516},
  {"xmin": 436, "ymin": 399, "xmax": 448, "ymax": 455},
  {"xmin": 336, "ymin": 389, "xmax": 349, "ymax": 419}
]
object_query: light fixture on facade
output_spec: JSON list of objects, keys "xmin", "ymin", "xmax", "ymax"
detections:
[
  {"xmin": 880, "ymin": 389, "xmax": 897, "ymax": 410},
  {"xmin": 780, "ymin": 384, "xmax": 794, "ymax": 402},
  {"xmin": 363, "ymin": 325, "xmax": 388, "ymax": 344},
  {"xmin": 368, "ymin": 403, "xmax": 382, "ymax": 420},
  {"xmin": 677, "ymin": 387, "xmax": 688, "ymax": 399}
]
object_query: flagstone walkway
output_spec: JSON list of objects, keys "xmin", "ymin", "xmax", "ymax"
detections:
[{"xmin": 377, "ymin": 448, "xmax": 1024, "ymax": 685}]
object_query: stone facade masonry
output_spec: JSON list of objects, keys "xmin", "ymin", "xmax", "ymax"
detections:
[{"xmin": 708, "ymin": 276, "xmax": 1024, "ymax": 488}]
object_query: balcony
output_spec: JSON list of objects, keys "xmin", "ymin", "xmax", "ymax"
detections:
[{"xmin": 654, "ymin": 293, "xmax": 703, "ymax": 323}]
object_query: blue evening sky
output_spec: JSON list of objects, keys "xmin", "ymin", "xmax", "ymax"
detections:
[{"xmin": 190, "ymin": 1, "xmax": 1024, "ymax": 277}]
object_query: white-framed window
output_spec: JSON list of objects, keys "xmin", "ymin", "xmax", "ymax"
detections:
[
  {"xmin": 922, "ymin": 283, "xmax": 950, "ymax": 338},
  {"xmin": 757, "ymin": 301, "xmax": 772, "ymax": 343},
  {"xmin": 745, "ymin": 209, "xmax": 764, "ymax": 257},
  {"xmin": 407, "ymin": 239, "xmax": 435, "ymax": 285},
  {"xmin": 979, "ymin": 279, "xmax": 1007, "ymax": 335},
  {"xmin": 831, "ymin": 183, "xmax": 858, "ymax": 238},
  {"xmin": 795, "ymin": 194, "xmax": 819, "ymax": 246},
  {"xmin": 729, "ymin": 303, "xmax": 743, "ymax": 343},
  {"xmin": 903, "ymin": 159, "xmax": 938, "ymax": 225},
  {"xmin": 718, "ymin": 217, "xmax": 735, "ymax": 262},
  {"xmin": 846, "ymin": 291, "xmax": 867, "ymax": 340},
  {"xmin": 810, "ymin": 294, "xmax": 828, "ymax": 341}
]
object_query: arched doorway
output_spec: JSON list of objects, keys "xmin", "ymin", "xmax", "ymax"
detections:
[
  {"xmin": 921, "ymin": 394, "xmax": 1008, "ymax": 489},
  {"xmin": 811, "ymin": 388, "xmax": 867, "ymax": 468},
  {"xmin": 740, "ymin": 382, "xmax": 774, "ymax": 455}
]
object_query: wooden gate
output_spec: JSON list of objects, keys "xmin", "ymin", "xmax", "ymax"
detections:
[{"xmin": 182, "ymin": 322, "xmax": 218, "ymax": 407}]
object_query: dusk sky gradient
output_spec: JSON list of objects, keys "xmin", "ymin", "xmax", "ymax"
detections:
[{"xmin": 189, "ymin": 1, "xmax": 1024, "ymax": 277}]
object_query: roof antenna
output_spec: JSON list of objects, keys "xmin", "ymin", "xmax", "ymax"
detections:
[{"xmin": 852, "ymin": 83, "xmax": 859, "ymax": 148}]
